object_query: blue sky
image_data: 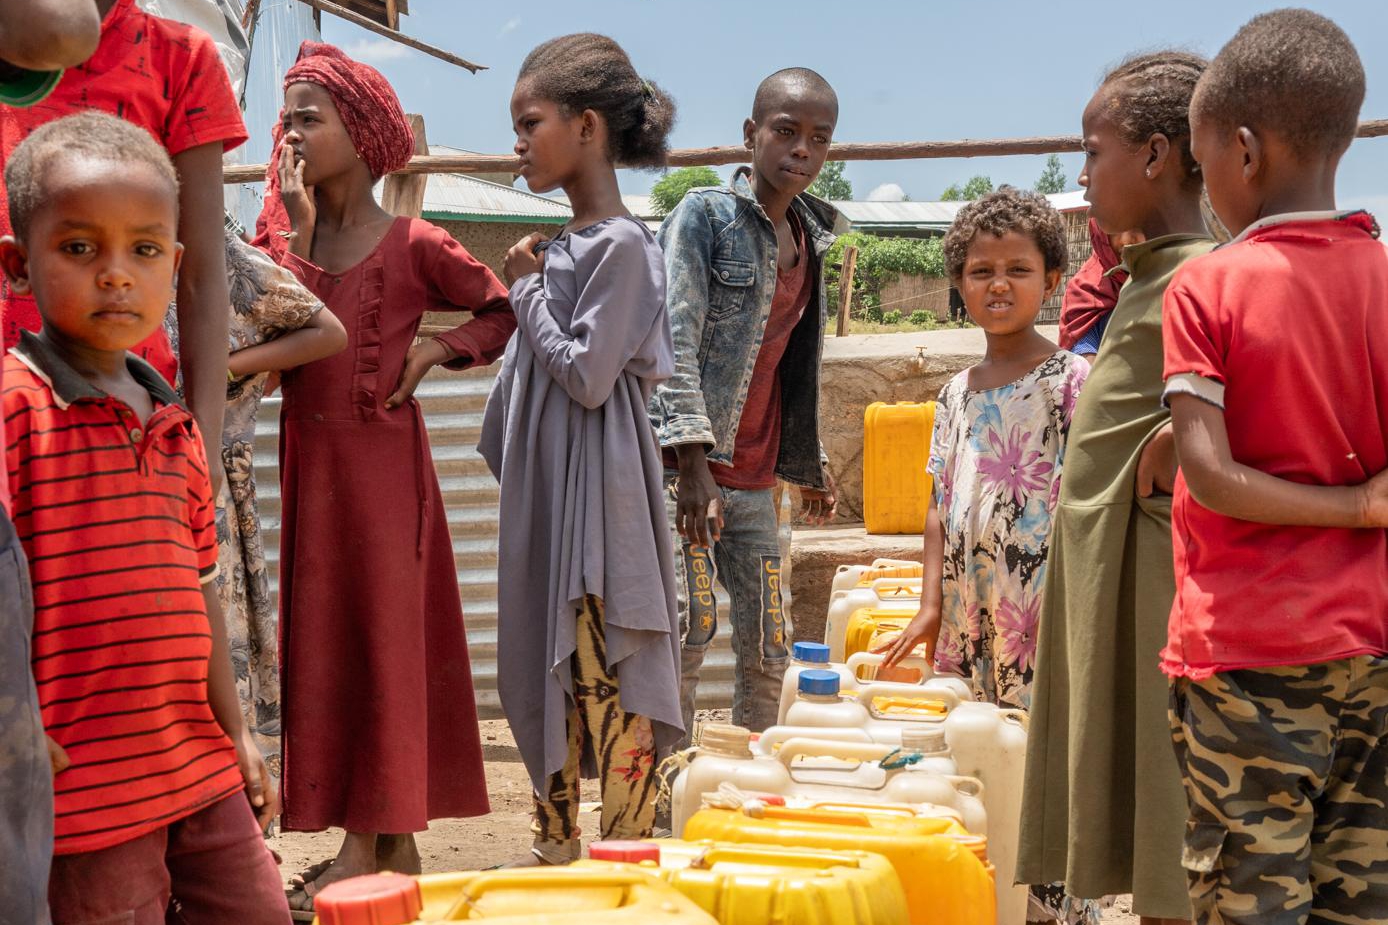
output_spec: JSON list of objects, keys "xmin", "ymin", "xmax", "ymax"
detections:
[{"xmin": 321, "ymin": 0, "xmax": 1386, "ymax": 211}]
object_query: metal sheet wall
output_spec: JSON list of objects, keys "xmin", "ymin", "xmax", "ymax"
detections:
[{"xmin": 252, "ymin": 363, "xmax": 736, "ymax": 718}]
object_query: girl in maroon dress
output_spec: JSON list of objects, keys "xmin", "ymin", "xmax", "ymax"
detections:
[{"xmin": 251, "ymin": 43, "xmax": 514, "ymax": 912}]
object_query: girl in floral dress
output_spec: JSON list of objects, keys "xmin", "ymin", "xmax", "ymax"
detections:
[{"xmin": 877, "ymin": 188, "xmax": 1093, "ymax": 923}]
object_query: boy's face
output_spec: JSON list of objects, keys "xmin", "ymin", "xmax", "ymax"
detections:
[
  {"xmin": 1190, "ymin": 109, "xmax": 1258, "ymax": 237},
  {"xmin": 0, "ymin": 154, "xmax": 181, "ymax": 355},
  {"xmin": 744, "ymin": 95, "xmax": 836, "ymax": 199},
  {"xmin": 956, "ymin": 230, "xmax": 1060, "ymax": 337}
]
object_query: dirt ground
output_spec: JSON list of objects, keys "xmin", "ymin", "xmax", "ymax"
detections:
[{"xmin": 269, "ymin": 712, "xmax": 1141, "ymax": 924}]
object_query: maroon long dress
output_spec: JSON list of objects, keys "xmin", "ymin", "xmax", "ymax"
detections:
[{"xmin": 274, "ymin": 217, "xmax": 514, "ymax": 832}]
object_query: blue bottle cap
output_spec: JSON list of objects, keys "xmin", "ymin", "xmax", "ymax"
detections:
[
  {"xmin": 798, "ymin": 669, "xmax": 842, "ymax": 696},
  {"xmin": 792, "ymin": 641, "xmax": 831, "ymax": 663}
]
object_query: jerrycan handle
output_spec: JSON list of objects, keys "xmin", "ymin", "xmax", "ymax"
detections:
[
  {"xmin": 443, "ymin": 870, "xmax": 645, "ymax": 918},
  {"xmin": 691, "ymin": 844, "xmax": 861, "ymax": 871},
  {"xmin": 754, "ymin": 805, "xmax": 873, "ymax": 828},
  {"xmin": 774, "ymin": 736, "xmax": 895, "ymax": 768},
  {"xmin": 855, "ymin": 682, "xmax": 962, "ymax": 711},
  {"xmin": 867, "ymin": 577, "xmax": 922, "ymax": 597},
  {"xmin": 756, "ymin": 725, "xmax": 871, "ymax": 755},
  {"xmin": 807, "ymin": 800, "xmax": 920, "ymax": 819},
  {"xmin": 942, "ymin": 773, "xmax": 986, "ymax": 800},
  {"xmin": 846, "ymin": 650, "xmax": 933, "ymax": 681},
  {"xmin": 999, "ymin": 708, "xmax": 1030, "ymax": 731}
]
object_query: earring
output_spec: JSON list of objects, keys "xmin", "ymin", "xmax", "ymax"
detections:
[{"xmin": 1145, "ymin": 168, "xmax": 1152, "ymax": 178}]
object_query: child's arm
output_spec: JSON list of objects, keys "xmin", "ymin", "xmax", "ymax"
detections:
[
  {"xmin": 874, "ymin": 492, "xmax": 945, "ymax": 668},
  {"xmin": 384, "ymin": 232, "xmax": 514, "ymax": 410},
  {"xmin": 505, "ymin": 225, "xmax": 662, "ymax": 410},
  {"xmin": 173, "ymin": 143, "xmax": 233, "ymax": 494},
  {"xmin": 203, "ymin": 583, "xmax": 278, "ymax": 830},
  {"xmin": 227, "ymin": 306, "xmax": 347, "ymax": 378},
  {"xmin": 1170, "ymin": 393, "xmax": 1388, "ymax": 527}
]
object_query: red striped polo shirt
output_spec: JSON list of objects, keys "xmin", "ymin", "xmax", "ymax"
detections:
[{"xmin": 4, "ymin": 331, "xmax": 241, "ymax": 855}]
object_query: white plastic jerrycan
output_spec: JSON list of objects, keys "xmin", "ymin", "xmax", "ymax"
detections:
[
  {"xmin": 669, "ymin": 725, "xmax": 989, "ymax": 838},
  {"xmin": 825, "ymin": 577, "xmax": 922, "ymax": 661},
  {"xmin": 830, "ymin": 559, "xmax": 923, "ymax": 595},
  {"xmin": 777, "ymin": 650, "xmax": 937, "ymax": 725},
  {"xmin": 785, "ymin": 674, "xmax": 969, "ymax": 742}
]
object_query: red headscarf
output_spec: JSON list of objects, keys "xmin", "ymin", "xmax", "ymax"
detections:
[
  {"xmin": 252, "ymin": 41, "xmax": 415, "ymax": 260},
  {"xmin": 1058, "ymin": 218, "xmax": 1128, "ymax": 351}
]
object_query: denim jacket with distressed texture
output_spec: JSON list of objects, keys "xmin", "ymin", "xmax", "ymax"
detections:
[{"xmin": 650, "ymin": 167, "xmax": 844, "ymax": 489}]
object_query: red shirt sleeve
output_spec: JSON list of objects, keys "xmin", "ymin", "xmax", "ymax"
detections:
[
  {"xmin": 161, "ymin": 22, "xmax": 248, "ymax": 156},
  {"xmin": 425, "ymin": 231, "xmax": 516, "ymax": 368},
  {"xmin": 1162, "ymin": 266, "xmax": 1229, "ymax": 386},
  {"xmin": 183, "ymin": 421, "xmax": 221, "ymax": 583}
]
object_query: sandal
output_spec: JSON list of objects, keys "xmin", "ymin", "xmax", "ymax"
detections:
[
  {"xmin": 287, "ymin": 877, "xmax": 325, "ymax": 922},
  {"xmin": 289, "ymin": 857, "xmax": 334, "ymax": 889}
]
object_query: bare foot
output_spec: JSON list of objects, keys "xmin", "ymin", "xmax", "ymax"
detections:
[
  {"xmin": 499, "ymin": 849, "xmax": 559, "ymax": 869},
  {"xmin": 287, "ymin": 832, "xmax": 378, "ymax": 912},
  {"xmin": 376, "ymin": 833, "xmax": 422, "ymax": 875}
]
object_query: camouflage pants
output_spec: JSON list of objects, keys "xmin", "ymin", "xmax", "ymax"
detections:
[
  {"xmin": 1169, "ymin": 657, "xmax": 1388, "ymax": 925},
  {"xmin": 531, "ymin": 596, "xmax": 659, "ymax": 863}
]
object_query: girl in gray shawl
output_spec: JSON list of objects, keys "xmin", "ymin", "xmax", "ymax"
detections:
[{"xmin": 479, "ymin": 33, "xmax": 682, "ymax": 865}]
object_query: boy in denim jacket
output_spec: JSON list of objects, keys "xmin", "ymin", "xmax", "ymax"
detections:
[{"xmin": 652, "ymin": 68, "xmax": 843, "ymax": 739}]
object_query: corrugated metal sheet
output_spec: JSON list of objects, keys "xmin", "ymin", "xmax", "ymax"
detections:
[
  {"xmin": 419, "ymin": 146, "xmax": 572, "ymax": 223},
  {"xmin": 252, "ymin": 363, "xmax": 736, "ymax": 718},
  {"xmin": 833, "ymin": 200, "xmax": 964, "ymax": 228}
]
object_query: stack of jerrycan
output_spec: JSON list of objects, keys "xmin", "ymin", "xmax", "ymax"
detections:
[
  {"xmin": 771, "ymin": 670, "xmax": 1030, "ymax": 925},
  {"xmin": 668, "ymin": 720, "xmax": 987, "ymax": 841},
  {"xmin": 777, "ymin": 645, "xmax": 940, "ymax": 724},
  {"xmin": 825, "ymin": 577, "xmax": 923, "ymax": 661},
  {"xmin": 831, "ymin": 560, "xmax": 923, "ymax": 595},
  {"xmin": 579, "ymin": 839, "xmax": 911, "ymax": 925},
  {"xmin": 682, "ymin": 803, "xmax": 994, "ymax": 925},
  {"xmin": 863, "ymin": 401, "xmax": 936, "ymax": 535},
  {"xmin": 309, "ymin": 868, "xmax": 719, "ymax": 925}
]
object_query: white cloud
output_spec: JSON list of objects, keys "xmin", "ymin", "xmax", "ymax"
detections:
[
  {"xmin": 866, "ymin": 182, "xmax": 907, "ymax": 202},
  {"xmin": 342, "ymin": 38, "xmax": 410, "ymax": 64},
  {"xmin": 500, "ymin": 18, "xmax": 522, "ymax": 37}
]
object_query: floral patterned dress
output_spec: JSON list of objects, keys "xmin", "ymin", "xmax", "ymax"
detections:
[
  {"xmin": 928, "ymin": 350, "xmax": 1088, "ymax": 709},
  {"xmin": 216, "ymin": 232, "xmax": 323, "ymax": 784}
]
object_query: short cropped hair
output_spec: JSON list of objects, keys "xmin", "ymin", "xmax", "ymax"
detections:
[
  {"xmin": 1193, "ymin": 8, "xmax": 1363, "ymax": 160},
  {"xmin": 944, "ymin": 187, "xmax": 1068, "ymax": 282},
  {"xmin": 752, "ymin": 67, "xmax": 838, "ymax": 123},
  {"xmin": 5, "ymin": 111, "xmax": 179, "ymax": 239}
]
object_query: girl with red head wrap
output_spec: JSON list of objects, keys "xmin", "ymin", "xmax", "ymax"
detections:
[{"xmin": 253, "ymin": 42, "xmax": 515, "ymax": 911}]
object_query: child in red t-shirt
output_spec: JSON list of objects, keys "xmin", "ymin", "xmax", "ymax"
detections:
[
  {"xmin": 0, "ymin": 0, "xmax": 248, "ymax": 489},
  {"xmin": 2, "ymin": 112, "xmax": 286, "ymax": 922},
  {"xmin": 1162, "ymin": 11, "xmax": 1388, "ymax": 924}
]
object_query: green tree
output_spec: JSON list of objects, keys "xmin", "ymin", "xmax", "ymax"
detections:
[
  {"xmin": 649, "ymin": 166, "xmax": 720, "ymax": 216},
  {"xmin": 1034, "ymin": 154, "xmax": 1067, "ymax": 194},
  {"xmin": 940, "ymin": 175, "xmax": 994, "ymax": 201},
  {"xmin": 808, "ymin": 161, "xmax": 852, "ymax": 200}
]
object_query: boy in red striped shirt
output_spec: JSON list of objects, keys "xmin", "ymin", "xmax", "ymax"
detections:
[{"xmin": 1, "ymin": 112, "xmax": 287, "ymax": 923}]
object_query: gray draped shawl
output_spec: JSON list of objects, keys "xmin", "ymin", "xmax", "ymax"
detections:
[{"xmin": 478, "ymin": 215, "xmax": 683, "ymax": 788}]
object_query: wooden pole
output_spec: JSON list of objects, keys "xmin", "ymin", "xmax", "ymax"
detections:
[
  {"xmin": 293, "ymin": 0, "xmax": 486, "ymax": 73},
  {"xmin": 224, "ymin": 118, "xmax": 1388, "ymax": 184},
  {"xmin": 382, "ymin": 114, "xmax": 429, "ymax": 218},
  {"xmin": 836, "ymin": 246, "xmax": 859, "ymax": 337}
]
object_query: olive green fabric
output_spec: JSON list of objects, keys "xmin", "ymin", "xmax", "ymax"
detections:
[{"xmin": 1018, "ymin": 234, "xmax": 1214, "ymax": 919}]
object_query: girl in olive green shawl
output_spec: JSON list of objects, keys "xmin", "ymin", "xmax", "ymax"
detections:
[{"xmin": 1017, "ymin": 52, "xmax": 1213, "ymax": 925}]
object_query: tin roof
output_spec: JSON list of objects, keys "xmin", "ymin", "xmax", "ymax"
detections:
[{"xmin": 418, "ymin": 146, "xmax": 572, "ymax": 224}]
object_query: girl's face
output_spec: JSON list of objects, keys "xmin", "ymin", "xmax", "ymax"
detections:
[
  {"xmin": 281, "ymin": 82, "xmax": 361, "ymax": 187},
  {"xmin": 957, "ymin": 231, "xmax": 1061, "ymax": 337},
  {"xmin": 1078, "ymin": 88, "xmax": 1155, "ymax": 234},
  {"xmin": 510, "ymin": 79, "xmax": 589, "ymax": 194}
]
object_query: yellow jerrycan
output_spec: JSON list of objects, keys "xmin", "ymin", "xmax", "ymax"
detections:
[
  {"xmin": 683, "ymin": 804, "xmax": 995, "ymax": 925},
  {"xmin": 580, "ymin": 838, "xmax": 909, "ymax": 925},
  {"xmin": 863, "ymin": 401, "xmax": 936, "ymax": 534},
  {"xmin": 310, "ymin": 868, "xmax": 719, "ymax": 925}
]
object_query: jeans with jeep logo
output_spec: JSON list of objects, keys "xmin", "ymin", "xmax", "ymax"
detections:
[{"xmin": 665, "ymin": 474, "xmax": 789, "ymax": 745}]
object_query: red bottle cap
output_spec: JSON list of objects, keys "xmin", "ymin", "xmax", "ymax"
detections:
[
  {"xmin": 315, "ymin": 873, "xmax": 423, "ymax": 925},
  {"xmin": 588, "ymin": 840, "xmax": 661, "ymax": 863}
]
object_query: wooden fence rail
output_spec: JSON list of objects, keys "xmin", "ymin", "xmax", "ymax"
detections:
[{"xmin": 223, "ymin": 119, "xmax": 1388, "ymax": 185}]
